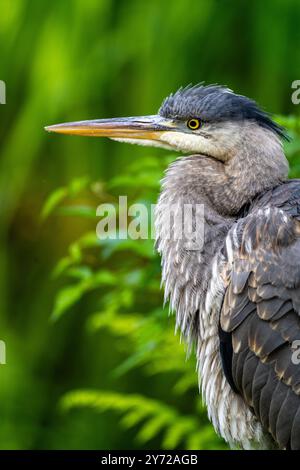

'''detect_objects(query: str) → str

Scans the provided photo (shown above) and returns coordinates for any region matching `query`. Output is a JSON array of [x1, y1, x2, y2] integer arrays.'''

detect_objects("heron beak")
[[45, 115, 174, 141]]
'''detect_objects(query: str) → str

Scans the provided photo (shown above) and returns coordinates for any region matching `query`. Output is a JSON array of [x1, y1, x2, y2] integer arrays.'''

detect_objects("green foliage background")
[[0, 0, 300, 450]]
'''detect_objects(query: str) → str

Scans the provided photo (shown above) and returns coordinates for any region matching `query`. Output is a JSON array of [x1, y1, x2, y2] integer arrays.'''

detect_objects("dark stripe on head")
[[159, 84, 289, 140]]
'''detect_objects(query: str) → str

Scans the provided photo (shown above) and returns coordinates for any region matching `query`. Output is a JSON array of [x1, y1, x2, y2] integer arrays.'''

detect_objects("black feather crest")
[[159, 83, 289, 141]]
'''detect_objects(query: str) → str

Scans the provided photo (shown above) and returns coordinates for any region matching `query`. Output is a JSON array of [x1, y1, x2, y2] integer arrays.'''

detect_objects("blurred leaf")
[[51, 270, 118, 320], [51, 283, 86, 321], [69, 176, 90, 195], [41, 187, 68, 220], [57, 205, 97, 218], [61, 390, 206, 448], [66, 266, 93, 280], [100, 238, 155, 260]]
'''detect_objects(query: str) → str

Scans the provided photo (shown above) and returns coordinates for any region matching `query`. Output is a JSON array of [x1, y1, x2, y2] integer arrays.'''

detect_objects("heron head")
[[45, 84, 288, 163]]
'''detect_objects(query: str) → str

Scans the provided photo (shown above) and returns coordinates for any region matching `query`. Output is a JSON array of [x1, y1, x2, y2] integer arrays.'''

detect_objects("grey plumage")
[[46, 83, 300, 450], [220, 182, 300, 449], [155, 86, 299, 449]]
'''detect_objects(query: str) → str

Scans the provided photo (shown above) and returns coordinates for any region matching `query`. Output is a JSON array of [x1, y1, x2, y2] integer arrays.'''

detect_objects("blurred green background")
[[0, 0, 300, 450]]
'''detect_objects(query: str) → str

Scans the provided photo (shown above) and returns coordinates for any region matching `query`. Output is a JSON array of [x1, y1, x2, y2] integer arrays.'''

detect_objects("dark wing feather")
[[220, 188, 300, 449]]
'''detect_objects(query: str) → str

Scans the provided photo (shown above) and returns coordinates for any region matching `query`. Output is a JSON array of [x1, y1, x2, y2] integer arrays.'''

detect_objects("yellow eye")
[[187, 118, 201, 130]]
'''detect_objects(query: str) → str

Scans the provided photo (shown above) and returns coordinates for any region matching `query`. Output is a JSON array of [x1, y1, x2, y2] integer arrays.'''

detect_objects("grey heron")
[[46, 84, 300, 450]]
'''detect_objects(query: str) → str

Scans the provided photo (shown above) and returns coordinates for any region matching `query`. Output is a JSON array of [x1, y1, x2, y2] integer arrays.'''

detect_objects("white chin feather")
[[159, 131, 207, 153], [110, 137, 177, 151]]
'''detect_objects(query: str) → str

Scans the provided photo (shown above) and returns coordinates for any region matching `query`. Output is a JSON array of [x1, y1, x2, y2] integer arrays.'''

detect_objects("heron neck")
[[155, 142, 288, 340], [222, 126, 288, 214], [155, 156, 235, 342]]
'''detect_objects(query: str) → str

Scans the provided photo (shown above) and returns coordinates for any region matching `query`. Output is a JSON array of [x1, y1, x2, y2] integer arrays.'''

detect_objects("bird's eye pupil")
[[187, 119, 200, 130]]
